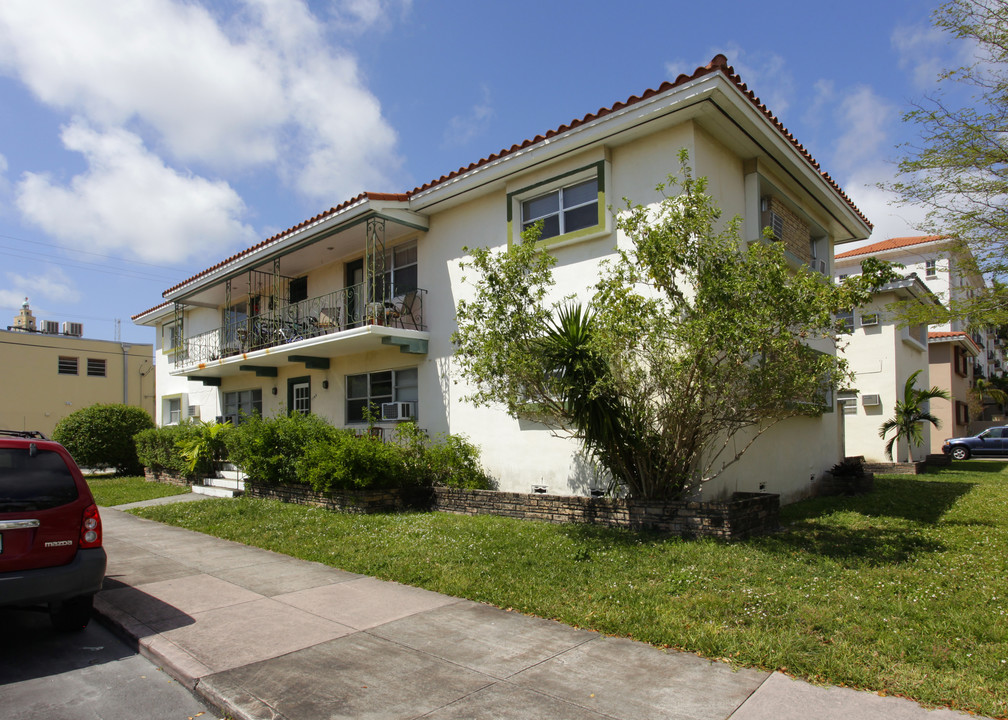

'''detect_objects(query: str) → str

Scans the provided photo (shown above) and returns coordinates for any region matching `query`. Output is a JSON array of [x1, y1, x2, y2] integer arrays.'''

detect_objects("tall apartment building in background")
[[1, 298, 155, 436]]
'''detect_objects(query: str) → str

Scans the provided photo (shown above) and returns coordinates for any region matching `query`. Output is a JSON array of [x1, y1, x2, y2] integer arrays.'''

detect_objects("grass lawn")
[[87, 475, 190, 507], [130, 461, 1008, 718]]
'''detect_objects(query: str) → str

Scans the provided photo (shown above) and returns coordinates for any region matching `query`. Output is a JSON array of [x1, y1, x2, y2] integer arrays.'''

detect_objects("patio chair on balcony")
[[318, 305, 343, 333], [386, 289, 420, 330]]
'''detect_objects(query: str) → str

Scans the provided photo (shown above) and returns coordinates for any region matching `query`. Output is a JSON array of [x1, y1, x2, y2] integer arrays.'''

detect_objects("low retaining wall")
[[432, 488, 779, 540], [143, 468, 195, 487], [189, 476, 779, 540], [245, 482, 431, 514]]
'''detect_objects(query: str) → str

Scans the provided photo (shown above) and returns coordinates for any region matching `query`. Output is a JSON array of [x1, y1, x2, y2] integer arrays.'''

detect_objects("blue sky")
[[0, 0, 970, 344]]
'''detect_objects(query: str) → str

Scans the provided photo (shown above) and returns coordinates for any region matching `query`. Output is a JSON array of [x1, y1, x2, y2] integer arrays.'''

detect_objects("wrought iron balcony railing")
[[173, 283, 426, 369]]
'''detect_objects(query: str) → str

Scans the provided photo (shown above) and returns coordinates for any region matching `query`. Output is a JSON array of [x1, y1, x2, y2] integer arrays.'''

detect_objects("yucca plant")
[[879, 369, 950, 461]]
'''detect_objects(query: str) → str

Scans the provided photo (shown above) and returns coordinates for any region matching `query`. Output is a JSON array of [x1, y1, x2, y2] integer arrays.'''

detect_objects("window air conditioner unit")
[[62, 321, 83, 337], [187, 405, 199, 418], [42, 320, 59, 334], [860, 313, 879, 327], [862, 394, 881, 406], [381, 401, 415, 421]]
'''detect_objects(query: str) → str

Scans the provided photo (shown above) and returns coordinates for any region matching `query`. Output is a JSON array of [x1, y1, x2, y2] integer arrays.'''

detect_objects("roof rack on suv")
[[0, 430, 49, 439]]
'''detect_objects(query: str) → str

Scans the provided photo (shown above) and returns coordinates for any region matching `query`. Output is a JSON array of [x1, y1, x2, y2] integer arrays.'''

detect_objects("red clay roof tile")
[[159, 55, 869, 300], [835, 235, 946, 260]]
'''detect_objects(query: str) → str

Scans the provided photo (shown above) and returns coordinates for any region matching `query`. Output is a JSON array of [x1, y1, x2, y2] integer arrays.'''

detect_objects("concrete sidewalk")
[[95, 504, 986, 720]]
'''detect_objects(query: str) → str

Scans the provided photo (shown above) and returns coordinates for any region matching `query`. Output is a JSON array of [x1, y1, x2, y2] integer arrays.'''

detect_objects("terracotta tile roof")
[[835, 235, 946, 260], [928, 330, 982, 354], [159, 54, 868, 300], [161, 191, 400, 296]]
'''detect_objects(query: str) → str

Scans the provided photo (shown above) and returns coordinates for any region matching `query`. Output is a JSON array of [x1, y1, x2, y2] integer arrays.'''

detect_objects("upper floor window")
[[162, 323, 181, 353], [508, 161, 607, 248], [58, 356, 78, 375], [836, 309, 854, 334], [521, 177, 599, 240], [925, 259, 937, 278]]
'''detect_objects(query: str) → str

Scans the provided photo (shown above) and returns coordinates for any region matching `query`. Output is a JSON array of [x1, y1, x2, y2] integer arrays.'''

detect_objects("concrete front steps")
[[192, 466, 245, 498]]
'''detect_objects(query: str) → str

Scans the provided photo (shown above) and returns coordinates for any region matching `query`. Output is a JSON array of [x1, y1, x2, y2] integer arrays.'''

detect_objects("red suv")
[[0, 431, 106, 630]]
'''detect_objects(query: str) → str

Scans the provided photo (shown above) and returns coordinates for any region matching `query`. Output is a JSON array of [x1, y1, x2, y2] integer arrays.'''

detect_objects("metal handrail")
[[174, 284, 426, 369]]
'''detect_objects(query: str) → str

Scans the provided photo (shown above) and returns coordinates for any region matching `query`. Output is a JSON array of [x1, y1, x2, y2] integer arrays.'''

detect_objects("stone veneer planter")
[[432, 488, 780, 540], [245, 481, 432, 515], [143, 468, 196, 487], [164, 473, 779, 540]]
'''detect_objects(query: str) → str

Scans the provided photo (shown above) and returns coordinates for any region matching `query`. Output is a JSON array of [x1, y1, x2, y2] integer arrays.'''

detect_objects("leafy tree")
[[52, 403, 155, 475], [879, 370, 951, 462], [971, 376, 1008, 417], [886, 0, 1008, 326], [453, 151, 896, 501]]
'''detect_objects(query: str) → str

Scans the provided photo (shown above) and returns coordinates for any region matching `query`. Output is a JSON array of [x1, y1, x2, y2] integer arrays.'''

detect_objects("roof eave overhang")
[[408, 71, 871, 241], [132, 302, 174, 327], [164, 197, 427, 303]]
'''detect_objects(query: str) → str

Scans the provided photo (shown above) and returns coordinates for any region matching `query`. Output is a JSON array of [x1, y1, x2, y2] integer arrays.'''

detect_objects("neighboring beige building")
[[1, 299, 154, 436], [833, 277, 938, 462], [928, 331, 982, 452], [135, 55, 873, 504]]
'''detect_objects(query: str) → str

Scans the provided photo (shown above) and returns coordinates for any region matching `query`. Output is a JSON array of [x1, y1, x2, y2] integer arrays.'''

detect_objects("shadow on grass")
[[784, 476, 974, 525], [757, 522, 946, 566]]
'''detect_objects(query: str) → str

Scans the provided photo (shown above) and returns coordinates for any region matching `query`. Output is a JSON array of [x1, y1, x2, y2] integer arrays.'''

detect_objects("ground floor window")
[[346, 368, 418, 423], [223, 388, 263, 424], [165, 397, 181, 425]]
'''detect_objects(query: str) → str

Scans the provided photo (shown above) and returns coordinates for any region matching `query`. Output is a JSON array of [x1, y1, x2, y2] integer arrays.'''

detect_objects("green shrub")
[[222, 414, 494, 493], [393, 423, 495, 490], [135, 423, 200, 477], [299, 431, 408, 493], [177, 420, 231, 477], [52, 403, 155, 475], [224, 413, 339, 486]]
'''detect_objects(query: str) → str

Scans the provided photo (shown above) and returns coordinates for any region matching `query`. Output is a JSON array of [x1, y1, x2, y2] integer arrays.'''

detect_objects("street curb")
[[92, 598, 244, 720]]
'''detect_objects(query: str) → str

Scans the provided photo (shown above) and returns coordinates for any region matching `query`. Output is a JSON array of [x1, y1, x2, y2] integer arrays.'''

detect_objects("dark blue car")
[[942, 426, 1008, 460]]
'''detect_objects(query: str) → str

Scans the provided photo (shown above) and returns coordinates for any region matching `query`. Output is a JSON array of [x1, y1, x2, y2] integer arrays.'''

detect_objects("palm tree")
[[879, 370, 951, 462]]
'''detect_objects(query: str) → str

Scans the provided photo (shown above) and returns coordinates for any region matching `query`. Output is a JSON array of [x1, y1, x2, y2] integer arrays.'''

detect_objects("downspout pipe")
[[121, 343, 131, 404]]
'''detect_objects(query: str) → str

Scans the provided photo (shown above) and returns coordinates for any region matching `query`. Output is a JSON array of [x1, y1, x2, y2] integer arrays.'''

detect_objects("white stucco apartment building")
[[831, 277, 938, 462], [834, 235, 991, 454], [134, 55, 872, 504]]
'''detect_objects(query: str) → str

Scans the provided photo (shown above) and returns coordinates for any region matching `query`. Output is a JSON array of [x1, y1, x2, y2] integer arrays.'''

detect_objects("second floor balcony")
[[172, 282, 427, 375]]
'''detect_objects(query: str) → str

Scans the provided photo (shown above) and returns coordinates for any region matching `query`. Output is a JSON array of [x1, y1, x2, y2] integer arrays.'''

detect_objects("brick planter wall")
[[815, 472, 875, 496], [432, 488, 779, 540], [144, 468, 195, 487], [245, 482, 432, 514]]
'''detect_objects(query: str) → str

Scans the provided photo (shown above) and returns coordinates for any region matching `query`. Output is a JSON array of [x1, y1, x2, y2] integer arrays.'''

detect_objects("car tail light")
[[79, 504, 102, 548]]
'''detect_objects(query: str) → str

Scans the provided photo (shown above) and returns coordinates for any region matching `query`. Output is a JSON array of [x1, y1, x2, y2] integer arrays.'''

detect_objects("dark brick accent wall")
[[245, 482, 431, 514], [144, 468, 194, 487], [432, 488, 779, 540], [195, 478, 780, 540]]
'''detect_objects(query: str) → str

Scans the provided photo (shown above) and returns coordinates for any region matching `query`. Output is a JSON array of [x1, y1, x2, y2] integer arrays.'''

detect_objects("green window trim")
[[506, 161, 608, 249]]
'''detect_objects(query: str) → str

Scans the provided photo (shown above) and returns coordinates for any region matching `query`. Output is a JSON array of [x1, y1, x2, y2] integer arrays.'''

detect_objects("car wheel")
[[50, 594, 94, 632], [951, 446, 970, 461]]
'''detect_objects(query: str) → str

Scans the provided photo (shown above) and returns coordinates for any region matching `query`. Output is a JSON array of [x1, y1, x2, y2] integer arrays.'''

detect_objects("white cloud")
[[843, 169, 928, 245], [15, 121, 257, 263], [830, 85, 899, 176], [442, 86, 494, 148], [0, 0, 403, 202], [1, 266, 80, 308], [891, 21, 964, 91], [329, 0, 412, 32]]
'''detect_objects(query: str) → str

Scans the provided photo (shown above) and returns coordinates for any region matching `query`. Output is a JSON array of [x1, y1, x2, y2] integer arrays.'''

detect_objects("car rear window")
[[0, 448, 79, 511]]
